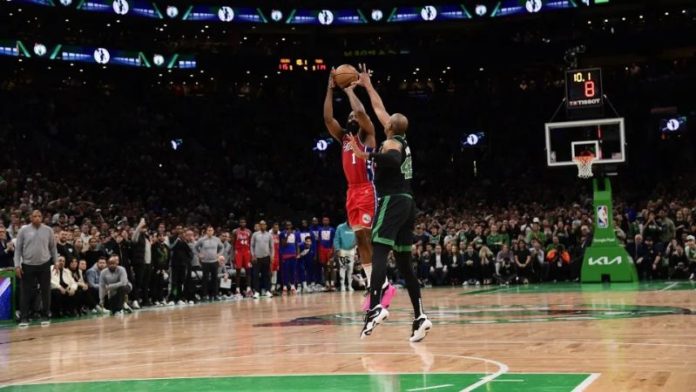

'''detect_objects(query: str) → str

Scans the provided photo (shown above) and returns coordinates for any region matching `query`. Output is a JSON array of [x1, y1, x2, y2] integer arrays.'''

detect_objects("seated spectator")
[[640, 237, 662, 281], [685, 235, 696, 281], [0, 225, 14, 268], [66, 258, 90, 315], [479, 245, 495, 285], [418, 244, 433, 286], [495, 244, 515, 276], [494, 254, 517, 285], [50, 256, 77, 317], [99, 256, 133, 315], [428, 244, 450, 286], [461, 244, 480, 286], [666, 241, 689, 280], [86, 257, 107, 310]]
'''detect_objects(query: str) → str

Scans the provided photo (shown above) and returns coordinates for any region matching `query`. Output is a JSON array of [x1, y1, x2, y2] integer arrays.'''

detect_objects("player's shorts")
[[346, 182, 376, 230], [372, 194, 416, 253], [234, 249, 252, 269], [271, 255, 280, 272], [318, 245, 333, 264]]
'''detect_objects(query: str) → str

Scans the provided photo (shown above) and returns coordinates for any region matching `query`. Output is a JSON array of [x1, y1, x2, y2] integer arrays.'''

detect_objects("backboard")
[[545, 118, 626, 167]]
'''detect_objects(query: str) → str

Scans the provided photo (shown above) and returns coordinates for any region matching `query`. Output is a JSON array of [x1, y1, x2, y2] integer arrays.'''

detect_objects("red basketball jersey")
[[234, 228, 251, 251], [342, 135, 374, 185]]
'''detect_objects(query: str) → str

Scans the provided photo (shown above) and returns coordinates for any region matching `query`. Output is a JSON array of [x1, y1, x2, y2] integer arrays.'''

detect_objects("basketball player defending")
[[348, 64, 431, 342], [324, 69, 396, 309], [232, 218, 253, 298]]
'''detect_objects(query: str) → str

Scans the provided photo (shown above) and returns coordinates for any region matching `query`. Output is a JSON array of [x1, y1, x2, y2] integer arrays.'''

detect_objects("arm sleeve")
[[49, 231, 59, 263], [13, 230, 22, 268], [99, 271, 106, 302], [334, 228, 341, 250], [250, 234, 257, 258], [370, 149, 401, 168]]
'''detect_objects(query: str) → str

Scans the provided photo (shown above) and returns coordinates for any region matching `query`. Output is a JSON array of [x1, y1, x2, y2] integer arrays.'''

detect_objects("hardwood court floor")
[[1, 281, 695, 391]]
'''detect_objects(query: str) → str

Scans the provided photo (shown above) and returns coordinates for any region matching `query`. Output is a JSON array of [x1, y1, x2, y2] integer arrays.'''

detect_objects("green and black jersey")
[[371, 134, 416, 252], [374, 134, 413, 197]]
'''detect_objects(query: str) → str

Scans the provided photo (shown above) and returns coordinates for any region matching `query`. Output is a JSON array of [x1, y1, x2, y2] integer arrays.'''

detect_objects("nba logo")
[[596, 205, 609, 228]]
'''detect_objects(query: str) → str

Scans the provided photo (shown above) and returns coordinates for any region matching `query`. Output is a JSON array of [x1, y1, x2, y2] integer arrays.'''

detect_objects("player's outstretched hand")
[[353, 63, 373, 88], [347, 134, 369, 160], [328, 68, 336, 90]]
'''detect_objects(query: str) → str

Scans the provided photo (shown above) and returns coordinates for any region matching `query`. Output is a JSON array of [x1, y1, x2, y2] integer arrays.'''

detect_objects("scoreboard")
[[565, 68, 603, 109]]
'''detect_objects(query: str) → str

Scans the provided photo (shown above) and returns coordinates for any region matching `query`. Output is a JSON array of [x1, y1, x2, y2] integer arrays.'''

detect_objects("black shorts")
[[371, 194, 416, 253]]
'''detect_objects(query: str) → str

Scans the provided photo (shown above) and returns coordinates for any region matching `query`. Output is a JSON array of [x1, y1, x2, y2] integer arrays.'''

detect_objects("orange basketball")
[[333, 64, 359, 88]]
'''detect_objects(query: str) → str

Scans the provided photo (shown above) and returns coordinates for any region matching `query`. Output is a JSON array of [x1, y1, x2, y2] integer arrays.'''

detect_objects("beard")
[[346, 121, 360, 135]]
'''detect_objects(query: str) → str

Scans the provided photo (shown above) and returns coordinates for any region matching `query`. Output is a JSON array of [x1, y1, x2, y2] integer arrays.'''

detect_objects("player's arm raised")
[[343, 84, 375, 145], [348, 135, 401, 168], [353, 63, 390, 129], [323, 68, 343, 142]]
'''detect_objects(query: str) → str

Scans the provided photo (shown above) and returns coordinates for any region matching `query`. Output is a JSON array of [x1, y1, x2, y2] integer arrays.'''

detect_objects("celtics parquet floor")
[[2, 281, 695, 391]]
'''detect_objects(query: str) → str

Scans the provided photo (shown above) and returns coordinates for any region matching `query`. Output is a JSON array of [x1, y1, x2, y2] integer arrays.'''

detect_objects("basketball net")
[[574, 154, 595, 179]]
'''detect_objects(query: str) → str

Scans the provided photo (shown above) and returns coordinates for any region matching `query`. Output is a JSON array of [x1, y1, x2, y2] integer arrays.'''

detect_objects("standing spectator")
[[279, 221, 300, 294], [99, 255, 132, 315], [220, 232, 233, 269], [7, 212, 22, 240], [150, 233, 170, 305], [642, 213, 662, 246], [525, 218, 546, 245], [84, 238, 105, 269], [195, 226, 224, 301], [130, 218, 151, 309], [85, 257, 107, 311], [546, 236, 570, 282], [0, 225, 14, 268], [334, 222, 356, 292], [50, 256, 76, 317], [513, 239, 532, 284], [56, 231, 77, 265], [250, 220, 274, 298], [659, 209, 676, 244], [105, 230, 132, 283], [169, 229, 194, 305], [15, 210, 58, 327]]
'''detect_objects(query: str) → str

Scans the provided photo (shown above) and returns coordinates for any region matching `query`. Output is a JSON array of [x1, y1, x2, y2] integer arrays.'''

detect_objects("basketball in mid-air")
[[333, 64, 359, 88]]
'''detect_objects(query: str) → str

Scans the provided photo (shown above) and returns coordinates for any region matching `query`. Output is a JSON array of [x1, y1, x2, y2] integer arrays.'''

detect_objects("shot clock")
[[565, 68, 603, 109]]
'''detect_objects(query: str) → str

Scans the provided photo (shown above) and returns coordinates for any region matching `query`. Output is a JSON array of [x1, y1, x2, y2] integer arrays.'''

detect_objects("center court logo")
[[254, 304, 692, 327]]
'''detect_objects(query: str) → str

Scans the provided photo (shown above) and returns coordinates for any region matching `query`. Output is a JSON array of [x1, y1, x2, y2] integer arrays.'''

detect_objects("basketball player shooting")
[[347, 64, 431, 343], [323, 68, 396, 308]]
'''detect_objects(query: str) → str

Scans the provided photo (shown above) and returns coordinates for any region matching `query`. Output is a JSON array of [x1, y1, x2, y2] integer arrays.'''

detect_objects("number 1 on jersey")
[[351, 153, 356, 165]]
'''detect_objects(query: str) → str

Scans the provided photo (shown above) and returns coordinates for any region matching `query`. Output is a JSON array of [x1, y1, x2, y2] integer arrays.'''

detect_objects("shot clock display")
[[565, 68, 603, 109]]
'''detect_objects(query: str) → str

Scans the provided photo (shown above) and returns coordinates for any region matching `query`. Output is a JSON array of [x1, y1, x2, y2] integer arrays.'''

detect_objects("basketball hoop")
[[574, 154, 595, 179]]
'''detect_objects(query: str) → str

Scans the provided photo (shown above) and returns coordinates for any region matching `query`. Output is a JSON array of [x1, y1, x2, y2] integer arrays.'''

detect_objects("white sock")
[[364, 264, 372, 287]]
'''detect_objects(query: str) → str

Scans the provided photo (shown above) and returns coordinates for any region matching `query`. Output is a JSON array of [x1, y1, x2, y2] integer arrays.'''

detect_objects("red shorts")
[[346, 183, 376, 230], [318, 246, 333, 264], [271, 255, 279, 272], [235, 249, 251, 269]]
